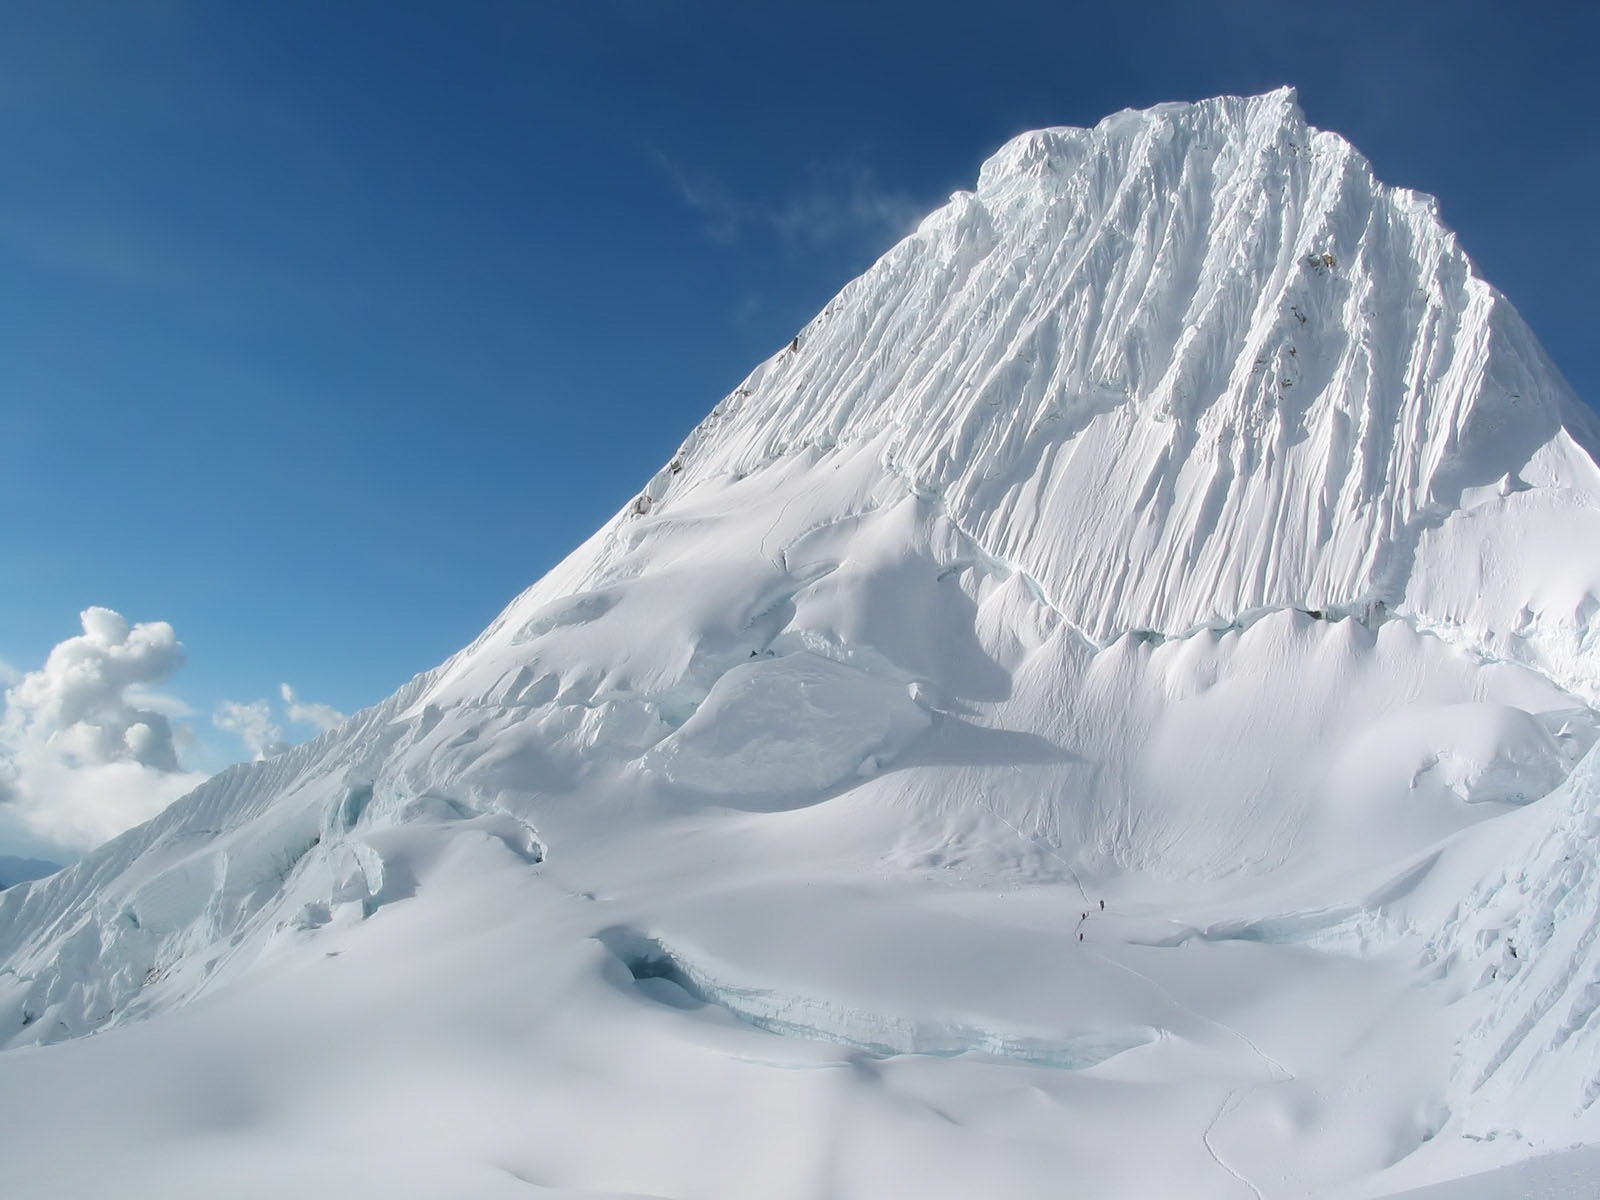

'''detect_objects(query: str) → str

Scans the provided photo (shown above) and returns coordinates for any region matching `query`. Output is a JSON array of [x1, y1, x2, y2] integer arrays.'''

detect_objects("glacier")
[[3, 88, 1600, 1198]]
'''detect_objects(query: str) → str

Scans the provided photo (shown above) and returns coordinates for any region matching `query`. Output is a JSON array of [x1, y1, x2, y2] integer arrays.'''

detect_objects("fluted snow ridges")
[[648, 89, 1597, 660]]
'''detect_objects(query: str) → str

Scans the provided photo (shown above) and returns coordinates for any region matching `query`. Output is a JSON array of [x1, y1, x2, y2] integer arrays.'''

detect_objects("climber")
[[1099, 899, 1105, 911]]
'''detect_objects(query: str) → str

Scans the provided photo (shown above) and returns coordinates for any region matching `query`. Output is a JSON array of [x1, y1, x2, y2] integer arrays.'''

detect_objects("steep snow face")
[[431, 88, 1600, 712], [1444, 749, 1600, 1124], [637, 88, 1599, 667], [2, 91, 1599, 1200]]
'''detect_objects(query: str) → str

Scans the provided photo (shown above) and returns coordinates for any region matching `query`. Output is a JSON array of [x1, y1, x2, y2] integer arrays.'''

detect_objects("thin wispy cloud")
[[768, 165, 926, 249], [213, 698, 288, 762], [654, 152, 925, 253], [280, 683, 346, 734], [212, 682, 346, 763], [654, 152, 746, 244]]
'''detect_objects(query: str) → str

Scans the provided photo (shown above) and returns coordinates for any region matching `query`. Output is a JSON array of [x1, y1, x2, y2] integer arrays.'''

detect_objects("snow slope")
[[3, 90, 1600, 1199]]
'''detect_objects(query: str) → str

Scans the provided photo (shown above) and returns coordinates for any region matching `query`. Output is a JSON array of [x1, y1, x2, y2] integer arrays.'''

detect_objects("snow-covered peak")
[[974, 87, 1305, 197], [473, 91, 1598, 703], [4, 94, 1600, 1199]]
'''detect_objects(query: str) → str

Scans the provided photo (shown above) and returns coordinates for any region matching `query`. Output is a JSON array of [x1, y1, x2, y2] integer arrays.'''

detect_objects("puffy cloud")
[[212, 699, 287, 762], [212, 683, 345, 762], [0, 608, 206, 856], [1, 611, 356, 862], [280, 683, 345, 734], [6, 607, 183, 767]]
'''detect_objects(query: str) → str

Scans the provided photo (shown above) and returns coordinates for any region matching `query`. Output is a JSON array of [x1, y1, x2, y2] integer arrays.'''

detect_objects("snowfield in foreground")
[[4, 89, 1600, 1199]]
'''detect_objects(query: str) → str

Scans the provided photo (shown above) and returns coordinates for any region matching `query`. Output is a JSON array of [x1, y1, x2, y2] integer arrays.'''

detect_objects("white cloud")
[[655, 153, 923, 253], [0, 608, 206, 856], [280, 683, 345, 734], [1, 611, 357, 862], [212, 682, 345, 762], [5, 606, 183, 767], [123, 687, 195, 719], [767, 165, 926, 250], [654, 151, 746, 244], [212, 698, 287, 762]]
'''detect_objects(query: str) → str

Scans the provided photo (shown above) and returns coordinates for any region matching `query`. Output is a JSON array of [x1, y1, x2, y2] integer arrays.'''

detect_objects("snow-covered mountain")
[[4, 89, 1600, 1199]]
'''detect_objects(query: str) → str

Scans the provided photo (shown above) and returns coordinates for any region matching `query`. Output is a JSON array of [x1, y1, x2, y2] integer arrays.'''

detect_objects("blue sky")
[[2, 1, 1597, 774]]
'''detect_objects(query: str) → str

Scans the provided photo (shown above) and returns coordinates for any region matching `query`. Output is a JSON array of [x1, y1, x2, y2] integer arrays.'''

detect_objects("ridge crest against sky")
[[0, 3, 1595, 848], [431, 82, 1598, 726]]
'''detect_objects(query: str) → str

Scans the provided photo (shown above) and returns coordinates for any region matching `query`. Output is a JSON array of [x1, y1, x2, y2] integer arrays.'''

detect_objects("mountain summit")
[[669, 87, 1596, 642], [4, 92, 1600, 1199]]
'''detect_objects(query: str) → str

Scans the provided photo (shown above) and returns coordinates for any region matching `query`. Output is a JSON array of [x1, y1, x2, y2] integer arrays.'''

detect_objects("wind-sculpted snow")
[[1408, 743, 1600, 1138], [646, 652, 931, 803], [0, 677, 545, 1047], [629, 88, 1600, 691], [2, 91, 1599, 1199]]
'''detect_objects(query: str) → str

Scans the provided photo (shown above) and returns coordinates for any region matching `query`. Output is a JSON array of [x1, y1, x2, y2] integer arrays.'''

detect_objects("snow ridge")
[[629, 87, 1599, 681]]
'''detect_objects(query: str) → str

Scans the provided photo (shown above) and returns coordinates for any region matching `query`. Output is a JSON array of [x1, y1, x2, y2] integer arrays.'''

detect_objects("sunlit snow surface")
[[4, 90, 1600, 1198]]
